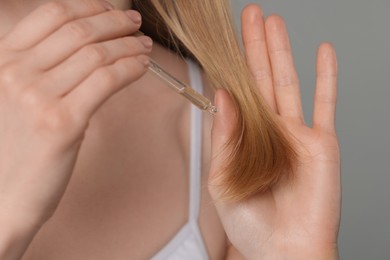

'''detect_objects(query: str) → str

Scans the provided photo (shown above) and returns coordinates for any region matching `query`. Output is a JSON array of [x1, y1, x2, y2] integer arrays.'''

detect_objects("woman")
[[0, 0, 340, 259]]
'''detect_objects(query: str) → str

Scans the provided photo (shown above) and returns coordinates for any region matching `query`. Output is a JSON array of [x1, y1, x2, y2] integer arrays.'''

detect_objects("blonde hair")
[[133, 0, 299, 201]]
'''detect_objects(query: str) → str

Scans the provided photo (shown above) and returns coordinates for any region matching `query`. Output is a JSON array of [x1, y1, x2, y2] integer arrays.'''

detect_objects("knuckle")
[[96, 67, 116, 86], [37, 107, 74, 135], [269, 47, 290, 56], [274, 75, 298, 88], [245, 36, 265, 46], [252, 69, 271, 82], [64, 20, 92, 40], [39, 1, 70, 20], [35, 106, 88, 144], [84, 44, 107, 63]]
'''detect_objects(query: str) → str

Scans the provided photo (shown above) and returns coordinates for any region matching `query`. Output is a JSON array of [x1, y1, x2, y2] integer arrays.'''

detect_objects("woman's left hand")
[[208, 4, 340, 259]]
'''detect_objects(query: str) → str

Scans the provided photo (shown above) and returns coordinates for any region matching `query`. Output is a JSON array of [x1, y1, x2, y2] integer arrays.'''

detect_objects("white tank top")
[[151, 59, 209, 260]]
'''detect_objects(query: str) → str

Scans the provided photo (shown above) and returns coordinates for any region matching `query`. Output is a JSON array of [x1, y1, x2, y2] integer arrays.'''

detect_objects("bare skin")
[[210, 5, 340, 260], [0, 0, 340, 259], [0, 0, 226, 259]]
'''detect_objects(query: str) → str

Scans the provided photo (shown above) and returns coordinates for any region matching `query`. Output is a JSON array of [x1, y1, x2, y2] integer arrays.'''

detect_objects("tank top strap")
[[186, 59, 204, 221], [151, 59, 209, 260]]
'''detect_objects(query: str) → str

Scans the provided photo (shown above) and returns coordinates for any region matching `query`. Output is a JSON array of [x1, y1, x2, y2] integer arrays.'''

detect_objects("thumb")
[[208, 89, 238, 200]]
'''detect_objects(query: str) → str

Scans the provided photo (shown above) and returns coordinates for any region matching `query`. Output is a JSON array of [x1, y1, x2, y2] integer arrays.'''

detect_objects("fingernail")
[[126, 10, 142, 24], [139, 36, 153, 49], [101, 0, 114, 10]]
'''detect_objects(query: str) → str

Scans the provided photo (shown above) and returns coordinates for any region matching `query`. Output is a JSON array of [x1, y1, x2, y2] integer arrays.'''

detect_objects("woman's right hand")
[[0, 0, 152, 245]]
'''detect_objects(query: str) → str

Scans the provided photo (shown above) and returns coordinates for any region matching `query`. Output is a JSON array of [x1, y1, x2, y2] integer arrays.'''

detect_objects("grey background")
[[230, 0, 390, 259]]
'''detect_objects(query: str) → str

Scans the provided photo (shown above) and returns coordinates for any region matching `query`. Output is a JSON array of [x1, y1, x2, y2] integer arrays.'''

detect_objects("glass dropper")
[[134, 31, 217, 115], [148, 59, 217, 115]]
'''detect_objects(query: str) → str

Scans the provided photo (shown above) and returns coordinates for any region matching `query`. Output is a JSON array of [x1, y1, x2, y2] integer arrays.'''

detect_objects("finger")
[[208, 89, 238, 199], [63, 54, 149, 122], [265, 15, 304, 122], [0, 0, 113, 50], [40, 36, 152, 97], [312, 43, 338, 133], [241, 4, 277, 112], [29, 9, 142, 70]]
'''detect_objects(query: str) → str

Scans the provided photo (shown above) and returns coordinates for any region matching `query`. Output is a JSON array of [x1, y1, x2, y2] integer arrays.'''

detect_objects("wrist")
[[0, 210, 45, 260], [251, 240, 339, 260]]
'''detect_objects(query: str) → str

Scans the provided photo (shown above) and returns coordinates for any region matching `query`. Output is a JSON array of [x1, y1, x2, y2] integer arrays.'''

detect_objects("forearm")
[[258, 250, 339, 260], [0, 213, 43, 260], [225, 245, 246, 260], [225, 242, 339, 260], [253, 243, 339, 260]]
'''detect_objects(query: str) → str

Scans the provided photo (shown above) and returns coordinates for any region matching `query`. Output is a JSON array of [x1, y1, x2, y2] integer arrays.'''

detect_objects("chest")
[[21, 82, 226, 259]]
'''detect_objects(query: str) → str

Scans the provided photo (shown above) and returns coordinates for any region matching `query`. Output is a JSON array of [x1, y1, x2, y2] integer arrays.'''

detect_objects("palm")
[[208, 4, 340, 259], [214, 125, 340, 257], [261, 121, 340, 249]]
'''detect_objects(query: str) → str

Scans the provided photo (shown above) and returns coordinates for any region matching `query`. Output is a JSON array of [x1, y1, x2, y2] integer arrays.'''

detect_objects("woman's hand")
[[0, 0, 152, 256], [208, 4, 340, 259]]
